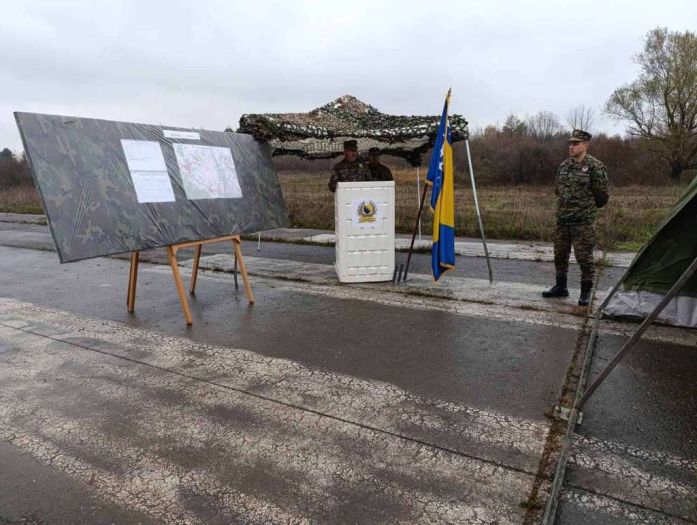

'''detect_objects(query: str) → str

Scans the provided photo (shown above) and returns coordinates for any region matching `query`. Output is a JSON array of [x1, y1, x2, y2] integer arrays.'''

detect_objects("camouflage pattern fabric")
[[328, 159, 371, 192], [15, 112, 289, 263], [368, 162, 394, 182], [554, 223, 596, 281], [555, 153, 609, 225], [238, 95, 469, 167]]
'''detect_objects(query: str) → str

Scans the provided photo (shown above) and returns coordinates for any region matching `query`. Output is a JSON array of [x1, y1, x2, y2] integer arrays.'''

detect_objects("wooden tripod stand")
[[126, 235, 254, 325]]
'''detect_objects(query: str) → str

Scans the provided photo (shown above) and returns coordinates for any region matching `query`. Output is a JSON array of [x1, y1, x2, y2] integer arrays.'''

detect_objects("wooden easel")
[[126, 235, 254, 325]]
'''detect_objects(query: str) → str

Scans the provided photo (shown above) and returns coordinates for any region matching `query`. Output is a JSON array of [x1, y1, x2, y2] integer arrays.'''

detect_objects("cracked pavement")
[[0, 221, 695, 524]]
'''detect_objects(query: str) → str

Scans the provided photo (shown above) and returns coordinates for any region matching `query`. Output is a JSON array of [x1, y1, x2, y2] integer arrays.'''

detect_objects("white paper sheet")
[[121, 140, 175, 203], [129, 171, 176, 203], [121, 140, 167, 171], [163, 129, 201, 140], [173, 144, 242, 200]]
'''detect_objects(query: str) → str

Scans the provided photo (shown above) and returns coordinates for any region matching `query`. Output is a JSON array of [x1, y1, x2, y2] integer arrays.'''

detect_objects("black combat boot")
[[578, 280, 593, 306], [542, 275, 569, 298]]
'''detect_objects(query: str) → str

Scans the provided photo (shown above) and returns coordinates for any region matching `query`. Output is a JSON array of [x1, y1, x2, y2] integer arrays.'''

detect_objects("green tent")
[[604, 176, 697, 327]]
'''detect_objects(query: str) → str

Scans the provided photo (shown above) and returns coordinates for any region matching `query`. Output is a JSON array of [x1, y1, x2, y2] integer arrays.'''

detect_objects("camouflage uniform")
[[554, 153, 609, 281], [328, 158, 371, 192], [367, 161, 394, 182]]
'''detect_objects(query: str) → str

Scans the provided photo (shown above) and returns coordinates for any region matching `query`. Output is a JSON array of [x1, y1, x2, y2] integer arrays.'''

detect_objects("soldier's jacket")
[[555, 153, 609, 225], [328, 159, 371, 192], [368, 162, 394, 182]]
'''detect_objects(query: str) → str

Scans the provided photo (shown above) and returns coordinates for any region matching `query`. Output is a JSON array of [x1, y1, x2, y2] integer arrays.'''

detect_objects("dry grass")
[[1, 173, 687, 251], [280, 170, 689, 251], [0, 185, 43, 214]]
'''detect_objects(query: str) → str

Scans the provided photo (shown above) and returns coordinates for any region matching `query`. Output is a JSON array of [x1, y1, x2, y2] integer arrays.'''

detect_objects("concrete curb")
[[0, 213, 637, 268]]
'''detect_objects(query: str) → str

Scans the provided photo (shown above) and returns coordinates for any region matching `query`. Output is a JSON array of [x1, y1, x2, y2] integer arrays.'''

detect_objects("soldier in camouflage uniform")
[[328, 139, 371, 192], [542, 129, 609, 306], [367, 147, 394, 182]]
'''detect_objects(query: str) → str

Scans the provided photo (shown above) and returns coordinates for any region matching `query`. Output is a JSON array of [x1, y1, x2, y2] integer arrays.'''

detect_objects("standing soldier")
[[542, 129, 609, 306], [366, 147, 394, 182], [328, 139, 370, 192]]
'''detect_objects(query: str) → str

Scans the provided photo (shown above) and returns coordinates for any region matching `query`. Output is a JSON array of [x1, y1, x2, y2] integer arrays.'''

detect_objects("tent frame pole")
[[577, 253, 697, 409], [465, 137, 493, 283]]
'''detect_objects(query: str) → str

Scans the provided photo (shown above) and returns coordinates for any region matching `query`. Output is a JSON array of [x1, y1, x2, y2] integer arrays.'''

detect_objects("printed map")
[[174, 144, 243, 199]]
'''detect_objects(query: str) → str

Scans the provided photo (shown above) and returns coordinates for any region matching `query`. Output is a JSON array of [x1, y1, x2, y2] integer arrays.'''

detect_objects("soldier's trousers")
[[554, 223, 596, 282]]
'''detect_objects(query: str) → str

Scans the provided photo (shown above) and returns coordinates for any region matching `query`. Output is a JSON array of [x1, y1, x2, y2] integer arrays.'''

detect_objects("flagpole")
[[465, 135, 493, 283], [416, 166, 422, 242], [404, 88, 451, 281]]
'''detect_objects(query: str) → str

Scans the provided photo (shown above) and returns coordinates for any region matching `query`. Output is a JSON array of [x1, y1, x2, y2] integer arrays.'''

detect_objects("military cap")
[[368, 147, 381, 154], [343, 139, 358, 150], [568, 129, 592, 142]]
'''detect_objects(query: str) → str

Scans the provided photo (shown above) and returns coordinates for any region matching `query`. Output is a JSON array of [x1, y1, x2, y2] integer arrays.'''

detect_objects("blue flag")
[[426, 91, 456, 281]]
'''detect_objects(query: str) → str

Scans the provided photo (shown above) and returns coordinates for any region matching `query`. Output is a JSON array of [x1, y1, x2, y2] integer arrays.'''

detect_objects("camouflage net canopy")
[[238, 95, 468, 166]]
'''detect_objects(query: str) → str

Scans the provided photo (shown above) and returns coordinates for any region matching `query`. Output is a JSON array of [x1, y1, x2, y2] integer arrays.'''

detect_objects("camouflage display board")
[[15, 112, 289, 263]]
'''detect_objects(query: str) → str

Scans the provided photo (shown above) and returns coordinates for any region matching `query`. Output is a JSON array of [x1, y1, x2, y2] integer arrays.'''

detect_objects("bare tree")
[[566, 104, 595, 132], [605, 27, 697, 179], [501, 114, 526, 136], [526, 111, 562, 141]]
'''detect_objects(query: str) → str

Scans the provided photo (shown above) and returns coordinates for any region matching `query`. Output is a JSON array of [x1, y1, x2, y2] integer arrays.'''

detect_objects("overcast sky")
[[2, 0, 696, 152]]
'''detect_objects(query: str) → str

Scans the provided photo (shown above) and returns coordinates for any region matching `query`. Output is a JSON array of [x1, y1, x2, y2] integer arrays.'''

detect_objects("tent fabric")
[[604, 290, 697, 327], [604, 176, 697, 327], [621, 176, 697, 297], [237, 95, 468, 166]]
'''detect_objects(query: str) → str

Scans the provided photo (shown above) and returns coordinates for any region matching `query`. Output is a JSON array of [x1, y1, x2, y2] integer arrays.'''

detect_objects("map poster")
[[173, 144, 243, 200]]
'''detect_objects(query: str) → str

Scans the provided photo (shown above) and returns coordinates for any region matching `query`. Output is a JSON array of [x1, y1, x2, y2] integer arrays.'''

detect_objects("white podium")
[[335, 181, 395, 283]]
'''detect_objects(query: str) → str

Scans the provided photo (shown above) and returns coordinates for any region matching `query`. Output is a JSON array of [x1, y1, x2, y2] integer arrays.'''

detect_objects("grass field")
[[0, 171, 688, 250], [0, 185, 43, 214], [280, 170, 689, 251]]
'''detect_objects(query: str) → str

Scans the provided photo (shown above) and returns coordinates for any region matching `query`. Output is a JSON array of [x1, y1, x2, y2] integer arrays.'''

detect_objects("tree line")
[[3, 27, 695, 189], [0, 148, 30, 188], [272, 127, 677, 186], [0, 127, 687, 190], [277, 27, 697, 186]]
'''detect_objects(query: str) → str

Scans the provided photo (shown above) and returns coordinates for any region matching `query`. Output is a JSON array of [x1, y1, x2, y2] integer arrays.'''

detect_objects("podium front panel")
[[335, 181, 395, 282]]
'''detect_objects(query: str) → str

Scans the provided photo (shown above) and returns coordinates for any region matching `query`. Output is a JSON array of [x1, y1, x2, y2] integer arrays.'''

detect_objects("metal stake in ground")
[[465, 136, 493, 283], [402, 182, 429, 282]]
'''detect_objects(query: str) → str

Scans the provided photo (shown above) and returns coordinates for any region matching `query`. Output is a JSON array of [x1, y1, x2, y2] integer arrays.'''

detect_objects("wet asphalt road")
[[0, 222, 694, 524], [0, 221, 626, 290]]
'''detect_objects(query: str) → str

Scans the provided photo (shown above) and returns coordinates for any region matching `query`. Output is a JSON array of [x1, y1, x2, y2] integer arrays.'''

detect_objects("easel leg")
[[232, 237, 255, 304], [127, 251, 139, 313], [167, 246, 193, 325], [190, 244, 202, 295]]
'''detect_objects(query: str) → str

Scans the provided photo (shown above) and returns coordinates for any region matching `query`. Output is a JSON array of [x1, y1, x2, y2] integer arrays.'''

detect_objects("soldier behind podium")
[[367, 147, 394, 182], [328, 139, 370, 192]]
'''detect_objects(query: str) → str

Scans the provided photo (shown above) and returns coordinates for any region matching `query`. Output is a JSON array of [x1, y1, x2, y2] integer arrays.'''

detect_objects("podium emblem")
[[357, 200, 378, 223]]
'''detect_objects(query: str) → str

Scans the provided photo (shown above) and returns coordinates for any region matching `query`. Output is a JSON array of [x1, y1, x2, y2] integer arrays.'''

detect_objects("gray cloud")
[[2, 0, 696, 151]]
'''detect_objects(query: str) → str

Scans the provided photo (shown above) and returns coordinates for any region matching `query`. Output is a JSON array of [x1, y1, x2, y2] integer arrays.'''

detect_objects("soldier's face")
[[344, 149, 358, 161], [568, 141, 588, 158]]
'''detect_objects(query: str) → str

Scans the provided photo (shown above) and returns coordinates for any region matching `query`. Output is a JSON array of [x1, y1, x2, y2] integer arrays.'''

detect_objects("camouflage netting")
[[237, 95, 468, 166]]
